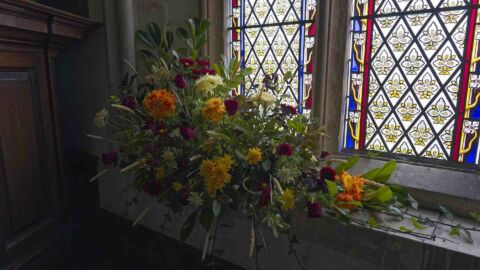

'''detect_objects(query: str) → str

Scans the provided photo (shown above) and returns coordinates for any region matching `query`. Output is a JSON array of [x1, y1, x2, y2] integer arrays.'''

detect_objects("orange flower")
[[336, 193, 356, 210], [338, 171, 365, 198], [143, 89, 175, 119], [202, 97, 226, 123]]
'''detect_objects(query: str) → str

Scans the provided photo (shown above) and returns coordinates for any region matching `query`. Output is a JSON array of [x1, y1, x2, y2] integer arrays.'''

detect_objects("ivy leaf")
[[181, 211, 198, 242], [213, 200, 221, 217], [335, 156, 359, 174], [368, 217, 380, 228], [449, 226, 460, 237], [470, 212, 480, 222], [411, 217, 427, 230], [399, 226, 414, 233], [325, 180, 338, 198], [459, 226, 474, 244], [439, 205, 454, 221]]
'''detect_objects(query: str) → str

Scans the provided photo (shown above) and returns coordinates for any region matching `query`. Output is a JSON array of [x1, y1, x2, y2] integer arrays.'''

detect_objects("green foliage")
[[181, 211, 198, 241], [335, 156, 359, 174], [362, 160, 396, 184]]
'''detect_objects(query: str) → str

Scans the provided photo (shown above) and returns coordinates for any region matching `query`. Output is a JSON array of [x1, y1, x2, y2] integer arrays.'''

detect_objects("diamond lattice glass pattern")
[[228, 0, 317, 113], [344, 0, 480, 166]]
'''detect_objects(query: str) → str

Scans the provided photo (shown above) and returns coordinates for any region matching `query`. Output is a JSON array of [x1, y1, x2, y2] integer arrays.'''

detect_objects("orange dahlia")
[[143, 89, 176, 119]]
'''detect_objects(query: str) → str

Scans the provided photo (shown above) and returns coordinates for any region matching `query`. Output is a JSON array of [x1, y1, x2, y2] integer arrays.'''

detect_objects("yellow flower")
[[249, 91, 276, 106], [172, 182, 183, 192], [195, 75, 225, 94], [202, 98, 226, 123], [156, 166, 166, 180], [246, 147, 262, 165], [199, 155, 235, 196], [281, 188, 295, 211], [143, 89, 176, 119]]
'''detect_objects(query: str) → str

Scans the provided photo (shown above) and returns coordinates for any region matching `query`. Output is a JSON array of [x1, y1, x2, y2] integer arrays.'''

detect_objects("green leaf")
[[148, 22, 161, 46], [362, 161, 396, 184], [135, 30, 155, 47], [132, 207, 150, 227], [213, 200, 221, 217], [176, 27, 189, 41], [411, 218, 427, 230], [199, 208, 213, 231], [399, 226, 414, 233], [459, 226, 474, 244], [181, 211, 198, 242], [449, 226, 460, 236], [470, 212, 480, 222], [325, 180, 338, 198], [218, 194, 233, 204], [368, 217, 380, 228], [262, 159, 272, 172], [439, 205, 454, 220], [375, 186, 393, 203], [335, 156, 359, 174]]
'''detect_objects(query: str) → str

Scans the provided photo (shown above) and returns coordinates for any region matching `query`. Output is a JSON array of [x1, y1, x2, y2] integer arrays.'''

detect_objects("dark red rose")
[[179, 188, 190, 206], [224, 99, 239, 116], [197, 59, 210, 67], [320, 166, 336, 181], [122, 96, 136, 109], [180, 58, 195, 67], [102, 150, 118, 166], [259, 186, 271, 207], [276, 143, 293, 156], [174, 74, 187, 89], [320, 151, 331, 159], [145, 119, 165, 135], [180, 127, 195, 141], [307, 202, 322, 218], [144, 180, 162, 197], [206, 69, 216, 75], [280, 104, 297, 115]]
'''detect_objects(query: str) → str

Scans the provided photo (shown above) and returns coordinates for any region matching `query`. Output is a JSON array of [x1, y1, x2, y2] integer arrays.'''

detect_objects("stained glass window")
[[227, 0, 317, 114], [345, 0, 480, 166]]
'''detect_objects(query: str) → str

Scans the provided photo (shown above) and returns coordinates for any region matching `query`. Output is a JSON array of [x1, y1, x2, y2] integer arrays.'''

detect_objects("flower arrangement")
[[90, 19, 478, 269]]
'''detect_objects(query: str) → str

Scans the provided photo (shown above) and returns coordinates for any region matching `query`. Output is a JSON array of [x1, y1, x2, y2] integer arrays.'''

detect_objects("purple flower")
[[320, 166, 336, 181], [179, 188, 190, 206], [320, 151, 331, 159], [174, 74, 187, 89], [144, 180, 162, 197], [224, 99, 239, 116], [280, 104, 297, 115], [145, 119, 165, 135], [276, 143, 293, 156], [102, 150, 118, 166], [259, 186, 271, 208], [122, 96, 136, 109], [307, 202, 322, 218], [180, 127, 195, 141]]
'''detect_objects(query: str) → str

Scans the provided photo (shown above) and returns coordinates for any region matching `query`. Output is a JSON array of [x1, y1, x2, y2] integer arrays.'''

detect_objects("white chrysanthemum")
[[94, 108, 109, 128], [249, 91, 276, 105], [276, 167, 294, 183], [162, 150, 175, 162], [188, 192, 204, 207], [194, 74, 225, 93]]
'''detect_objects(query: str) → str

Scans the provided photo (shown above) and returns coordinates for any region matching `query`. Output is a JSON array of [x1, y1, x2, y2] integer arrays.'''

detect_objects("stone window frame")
[[203, 0, 480, 215]]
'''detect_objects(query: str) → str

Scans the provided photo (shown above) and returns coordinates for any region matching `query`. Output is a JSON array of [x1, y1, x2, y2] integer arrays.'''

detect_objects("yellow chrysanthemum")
[[195, 74, 225, 93], [202, 98, 226, 123], [172, 182, 183, 192], [281, 188, 295, 211], [156, 166, 166, 180], [143, 89, 176, 119], [199, 155, 235, 195], [337, 171, 365, 199], [246, 147, 262, 165]]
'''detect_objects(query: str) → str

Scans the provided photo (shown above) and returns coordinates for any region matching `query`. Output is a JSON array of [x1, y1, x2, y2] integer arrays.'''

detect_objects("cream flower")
[[194, 75, 225, 93], [249, 91, 276, 105], [94, 108, 109, 128], [188, 192, 204, 207]]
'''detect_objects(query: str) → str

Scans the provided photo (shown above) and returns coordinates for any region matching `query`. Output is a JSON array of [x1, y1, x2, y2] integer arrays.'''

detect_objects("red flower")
[[122, 96, 136, 109], [206, 69, 216, 75], [307, 202, 322, 218], [102, 150, 118, 166], [320, 166, 336, 181], [179, 188, 190, 206], [144, 180, 162, 197], [259, 186, 271, 207], [174, 74, 187, 89], [276, 143, 293, 156], [224, 99, 239, 116], [197, 59, 210, 67], [280, 104, 297, 115], [180, 127, 195, 141], [180, 58, 195, 67]]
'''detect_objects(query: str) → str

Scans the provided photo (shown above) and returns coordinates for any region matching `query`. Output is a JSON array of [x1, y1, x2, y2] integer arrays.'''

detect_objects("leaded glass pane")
[[344, 0, 480, 166], [228, 0, 317, 114]]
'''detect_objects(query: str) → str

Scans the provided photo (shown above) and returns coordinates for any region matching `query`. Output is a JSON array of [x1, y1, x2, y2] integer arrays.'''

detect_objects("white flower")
[[94, 108, 109, 128], [162, 150, 175, 162], [188, 192, 204, 207], [249, 91, 276, 105], [194, 74, 225, 94], [276, 167, 293, 183]]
